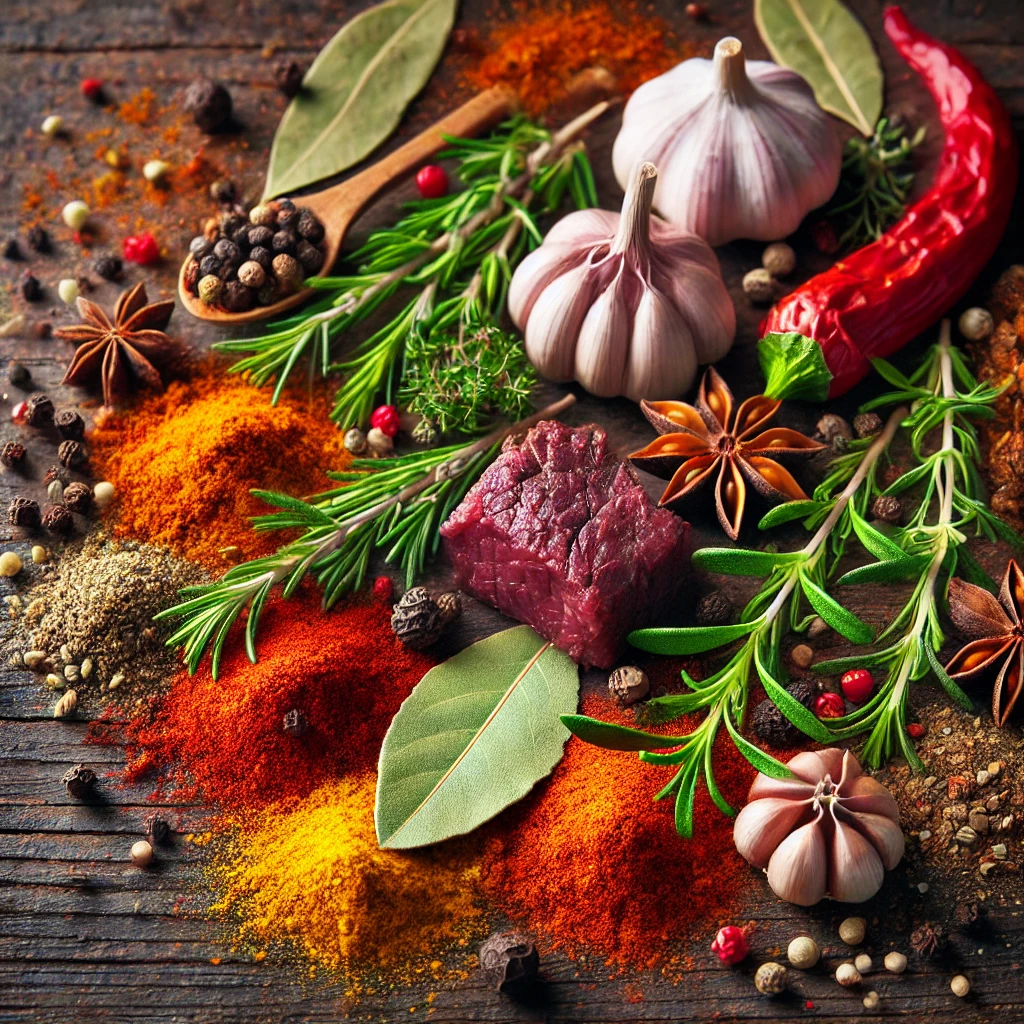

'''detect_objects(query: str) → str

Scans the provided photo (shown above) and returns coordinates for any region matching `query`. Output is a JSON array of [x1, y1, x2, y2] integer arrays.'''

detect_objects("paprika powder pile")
[[481, 675, 757, 968], [90, 371, 350, 569], [462, 1, 697, 116], [107, 591, 432, 811]]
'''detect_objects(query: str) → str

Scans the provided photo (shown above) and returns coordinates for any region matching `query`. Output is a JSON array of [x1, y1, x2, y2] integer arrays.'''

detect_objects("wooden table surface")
[[1, 1, 1023, 1021]]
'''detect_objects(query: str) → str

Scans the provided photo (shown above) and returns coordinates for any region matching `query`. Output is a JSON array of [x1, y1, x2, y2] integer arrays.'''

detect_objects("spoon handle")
[[313, 85, 519, 222]]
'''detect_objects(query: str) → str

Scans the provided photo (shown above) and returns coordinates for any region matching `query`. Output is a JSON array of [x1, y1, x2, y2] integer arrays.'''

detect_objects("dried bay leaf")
[[263, 0, 457, 199], [755, 0, 882, 136], [375, 625, 579, 849]]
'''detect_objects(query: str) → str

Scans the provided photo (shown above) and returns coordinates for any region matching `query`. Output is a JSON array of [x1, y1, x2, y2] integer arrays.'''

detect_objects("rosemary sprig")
[[815, 323, 1016, 767], [562, 408, 902, 836], [157, 394, 576, 678], [827, 116, 925, 251], [213, 105, 607, 428]]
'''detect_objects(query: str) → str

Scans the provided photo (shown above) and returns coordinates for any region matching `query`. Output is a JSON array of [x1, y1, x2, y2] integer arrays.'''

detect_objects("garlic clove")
[[574, 267, 632, 397], [785, 749, 845, 786], [623, 283, 697, 401], [828, 813, 885, 903], [766, 816, 828, 906], [509, 242, 586, 330], [839, 808, 905, 871], [838, 748, 863, 787], [734, 795, 815, 868], [523, 261, 598, 382], [747, 773, 817, 802], [839, 774, 901, 822]]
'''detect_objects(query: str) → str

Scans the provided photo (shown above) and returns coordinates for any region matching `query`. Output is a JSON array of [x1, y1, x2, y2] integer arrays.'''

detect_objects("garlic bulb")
[[612, 38, 843, 246], [733, 748, 904, 906], [508, 162, 734, 402]]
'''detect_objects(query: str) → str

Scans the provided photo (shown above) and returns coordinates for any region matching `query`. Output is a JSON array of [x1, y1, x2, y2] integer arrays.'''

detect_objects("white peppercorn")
[[854, 953, 872, 974], [238, 260, 266, 289], [884, 951, 907, 974], [58, 278, 79, 306], [198, 274, 224, 305], [366, 427, 394, 458], [249, 204, 276, 227], [762, 242, 796, 277], [863, 991, 880, 1010], [0, 551, 22, 577], [344, 428, 367, 455], [957, 307, 993, 342], [839, 916, 866, 945], [42, 114, 64, 136], [786, 935, 819, 969], [130, 839, 153, 867], [754, 962, 787, 996], [93, 481, 115, 509], [950, 974, 970, 998], [836, 962, 861, 987], [142, 159, 170, 183], [62, 200, 90, 230], [743, 268, 775, 303]]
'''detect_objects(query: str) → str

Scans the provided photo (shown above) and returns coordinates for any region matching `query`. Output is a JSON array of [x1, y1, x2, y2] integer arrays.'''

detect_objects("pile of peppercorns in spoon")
[[183, 199, 327, 313]]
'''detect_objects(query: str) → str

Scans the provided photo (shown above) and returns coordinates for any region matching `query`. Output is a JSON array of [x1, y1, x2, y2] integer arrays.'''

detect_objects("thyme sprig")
[[213, 105, 607, 428], [157, 394, 576, 678], [827, 116, 925, 251], [562, 408, 903, 836]]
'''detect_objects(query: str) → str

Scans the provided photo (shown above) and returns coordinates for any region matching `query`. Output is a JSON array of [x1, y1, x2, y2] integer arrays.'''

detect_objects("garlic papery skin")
[[612, 37, 843, 246], [733, 748, 904, 906], [508, 161, 735, 403]]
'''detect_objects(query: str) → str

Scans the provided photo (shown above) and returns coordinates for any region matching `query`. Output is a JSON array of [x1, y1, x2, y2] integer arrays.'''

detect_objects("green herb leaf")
[[629, 620, 760, 655], [924, 645, 974, 711], [754, 0, 882, 137], [755, 645, 833, 742], [264, 0, 457, 199], [561, 716, 687, 751], [691, 547, 805, 577], [375, 625, 578, 848], [849, 505, 905, 560], [723, 708, 793, 779], [799, 571, 874, 643], [836, 555, 931, 586], [758, 499, 823, 529], [758, 332, 833, 401]]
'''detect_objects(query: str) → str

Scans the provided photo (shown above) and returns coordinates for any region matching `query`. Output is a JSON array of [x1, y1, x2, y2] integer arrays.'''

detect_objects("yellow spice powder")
[[210, 773, 485, 972]]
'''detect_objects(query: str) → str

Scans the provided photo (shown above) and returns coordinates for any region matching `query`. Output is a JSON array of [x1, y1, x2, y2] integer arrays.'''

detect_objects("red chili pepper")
[[762, 7, 1017, 397]]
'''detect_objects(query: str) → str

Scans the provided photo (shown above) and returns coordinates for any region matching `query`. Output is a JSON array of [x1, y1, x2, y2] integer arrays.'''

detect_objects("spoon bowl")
[[178, 86, 519, 326]]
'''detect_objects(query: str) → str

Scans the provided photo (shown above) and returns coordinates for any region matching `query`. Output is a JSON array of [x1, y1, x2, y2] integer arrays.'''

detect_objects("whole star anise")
[[629, 368, 825, 539], [55, 283, 176, 407], [945, 559, 1024, 726]]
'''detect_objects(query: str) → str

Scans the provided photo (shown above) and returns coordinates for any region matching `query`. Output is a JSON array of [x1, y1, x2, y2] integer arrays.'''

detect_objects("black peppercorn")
[[221, 212, 247, 236], [853, 412, 883, 439], [231, 224, 252, 248], [752, 678, 816, 747], [53, 408, 85, 441], [184, 77, 232, 133], [248, 246, 273, 272], [93, 254, 123, 281], [213, 238, 240, 263], [63, 482, 93, 515], [274, 59, 305, 98], [954, 901, 988, 936], [57, 439, 87, 468], [0, 441, 26, 468], [144, 813, 172, 845], [31, 321, 52, 341], [41, 503, 74, 535], [296, 239, 325, 275], [43, 464, 69, 487], [222, 280, 255, 313], [248, 225, 274, 249], [198, 254, 221, 279], [296, 209, 325, 244], [62, 764, 97, 799], [872, 495, 903, 525], [479, 931, 540, 995], [271, 229, 298, 255], [909, 921, 947, 959], [391, 587, 446, 650], [696, 590, 733, 627], [220, 262, 239, 282], [282, 708, 309, 737], [27, 225, 51, 253], [4, 238, 23, 260], [21, 272, 42, 301], [190, 236, 213, 259], [276, 206, 299, 231], [608, 665, 650, 706], [209, 179, 237, 205], [7, 360, 30, 387], [25, 392, 54, 427], [8, 497, 41, 528]]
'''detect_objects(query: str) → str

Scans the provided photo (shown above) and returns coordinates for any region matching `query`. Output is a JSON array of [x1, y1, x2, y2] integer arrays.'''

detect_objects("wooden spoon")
[[178, 85, 519, 326]]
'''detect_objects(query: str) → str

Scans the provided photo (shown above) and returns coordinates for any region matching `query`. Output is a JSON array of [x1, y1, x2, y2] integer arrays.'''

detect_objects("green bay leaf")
[[375, 625, 579, 849], [754, 0, 882, 136], [264, 0, 457, 199]]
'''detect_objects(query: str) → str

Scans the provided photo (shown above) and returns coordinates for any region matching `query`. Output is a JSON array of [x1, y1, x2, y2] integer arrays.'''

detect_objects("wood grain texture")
[[1, 1, 1023, 1021]]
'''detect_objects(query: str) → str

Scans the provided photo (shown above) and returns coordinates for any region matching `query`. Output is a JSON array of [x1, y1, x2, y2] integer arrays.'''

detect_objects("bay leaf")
[[375, 625, 579, 849], [263, 0, 457, 199], [754, 0, 882, 137]]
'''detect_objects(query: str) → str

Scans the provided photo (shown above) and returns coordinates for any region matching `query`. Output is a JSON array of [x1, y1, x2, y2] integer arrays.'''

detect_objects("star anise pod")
[[945, 559, 1024, 726], [629, 368, 826, 539], [55, 283, 176, 407]]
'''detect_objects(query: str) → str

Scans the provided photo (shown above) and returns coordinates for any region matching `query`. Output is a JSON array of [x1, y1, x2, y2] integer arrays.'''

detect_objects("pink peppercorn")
[[10, 401, 29, 425], [372, 576, 394, 603], [814, 692, 845, 719], [710, 925, 748, 965], [840, 668, 874, 704], [415, 164, 448, 200], [123, 232, 159, 265], [80, 78, 104, 101], [906, 722, 926, 739], [370, 404, 400, 438]]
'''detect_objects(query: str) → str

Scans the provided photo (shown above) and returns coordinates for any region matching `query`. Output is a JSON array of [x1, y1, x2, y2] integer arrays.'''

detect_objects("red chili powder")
[[102, 590, 433, 812], [481, 662, 757, 968]]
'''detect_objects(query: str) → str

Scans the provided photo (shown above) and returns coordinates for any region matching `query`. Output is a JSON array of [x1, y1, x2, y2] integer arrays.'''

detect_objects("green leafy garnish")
[[758, 332, 833, 402]]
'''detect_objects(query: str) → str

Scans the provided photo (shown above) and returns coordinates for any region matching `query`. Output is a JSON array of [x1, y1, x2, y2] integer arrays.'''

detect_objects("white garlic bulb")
[[508, 162, 735, 402], [612, 38, 843, 246]]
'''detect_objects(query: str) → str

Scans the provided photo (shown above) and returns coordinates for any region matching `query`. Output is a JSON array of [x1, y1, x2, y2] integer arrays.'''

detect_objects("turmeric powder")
[[210, 774, 485, 973], [90, 372, 349, 569]]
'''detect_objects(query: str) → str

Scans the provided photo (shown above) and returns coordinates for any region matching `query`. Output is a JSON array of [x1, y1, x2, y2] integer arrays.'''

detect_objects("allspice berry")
[[57, 439, 87, 468], [8, 497, 41, 529], [790, 643, 813, 669], [62, 764, 96, 799], [53, 408, 85, 441], [479, 931, 539, 995], [871, 494, 903, 524], [42, 503, 74, 535], [838, 916, 866, 945], [853, 412, 883, 438], [25, 392, 54, 427], [62, 482, 93, 515], [754, 962, 787, 996], [696, 590, 733, 627], [608, 665, 650, 707], [184, 77, 232, 132], [274, 59, 305, 97], [391, 587, 446, 651], [0, 441, 26, 468], [743, 268, 775, 303], [957, 307, 993, 342], [817, 413, 852, 446], [762, 242, 796, 277]]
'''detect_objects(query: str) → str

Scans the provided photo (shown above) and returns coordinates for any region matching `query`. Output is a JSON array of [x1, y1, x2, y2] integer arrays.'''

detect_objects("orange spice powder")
[[89, 371, 350, 569]]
